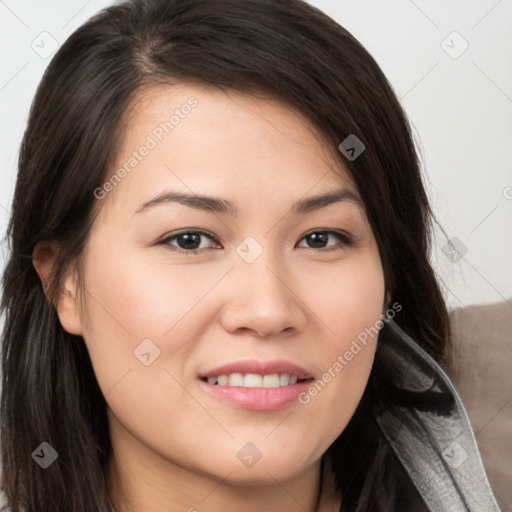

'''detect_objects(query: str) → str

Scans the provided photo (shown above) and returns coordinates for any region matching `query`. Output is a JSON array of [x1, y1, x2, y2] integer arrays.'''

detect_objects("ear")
[[32, 240, 84, 336]]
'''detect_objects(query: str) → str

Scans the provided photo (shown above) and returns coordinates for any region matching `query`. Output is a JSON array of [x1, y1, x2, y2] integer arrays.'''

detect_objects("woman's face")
[[65, 83, 385, 486]]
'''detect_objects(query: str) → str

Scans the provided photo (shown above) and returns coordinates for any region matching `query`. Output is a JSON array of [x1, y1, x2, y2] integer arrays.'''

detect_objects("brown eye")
[[160, 230, 220, 255], [297, 230, 353, 252]]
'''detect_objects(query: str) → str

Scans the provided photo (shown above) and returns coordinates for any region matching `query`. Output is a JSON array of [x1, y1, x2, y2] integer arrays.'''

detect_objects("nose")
[[219, 252, 308, 339]]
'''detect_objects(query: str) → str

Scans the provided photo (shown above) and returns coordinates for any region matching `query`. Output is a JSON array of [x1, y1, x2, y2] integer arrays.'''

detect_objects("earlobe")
[[32, 241, 84, 336], [32, 241, 56, 300], [383, 290, 392, 312]]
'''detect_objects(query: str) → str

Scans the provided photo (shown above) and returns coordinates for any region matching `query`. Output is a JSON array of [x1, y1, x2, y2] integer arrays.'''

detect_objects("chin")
[[204, 445, 319, 485]]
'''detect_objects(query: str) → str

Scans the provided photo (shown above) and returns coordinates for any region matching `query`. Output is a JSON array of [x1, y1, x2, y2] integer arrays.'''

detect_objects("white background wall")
[[1, 0, 511, 314]]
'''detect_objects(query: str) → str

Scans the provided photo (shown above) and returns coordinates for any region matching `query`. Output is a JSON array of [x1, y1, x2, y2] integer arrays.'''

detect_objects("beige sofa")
[[444, 300, 512, 512]]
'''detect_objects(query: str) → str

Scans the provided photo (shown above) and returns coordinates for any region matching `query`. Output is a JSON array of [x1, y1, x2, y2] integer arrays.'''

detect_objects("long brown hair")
[[1, 1, 450, 510]]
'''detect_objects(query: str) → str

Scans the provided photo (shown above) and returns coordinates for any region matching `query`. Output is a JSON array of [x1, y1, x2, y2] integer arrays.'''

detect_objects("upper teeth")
[[207, 373, 299, 388]]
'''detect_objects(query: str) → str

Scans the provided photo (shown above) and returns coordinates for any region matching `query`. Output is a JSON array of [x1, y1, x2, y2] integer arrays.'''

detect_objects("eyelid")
[[298, 229, 354, 251], [158, 229, 220, 253], [161, 228, 218, 241]]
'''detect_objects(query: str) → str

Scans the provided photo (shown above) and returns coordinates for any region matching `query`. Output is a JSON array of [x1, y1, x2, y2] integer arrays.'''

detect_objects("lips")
[[197, 359, 315, 410]]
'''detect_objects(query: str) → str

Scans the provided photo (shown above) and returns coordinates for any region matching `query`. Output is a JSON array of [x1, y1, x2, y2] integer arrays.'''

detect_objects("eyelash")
[[158, 229, 354, 256]]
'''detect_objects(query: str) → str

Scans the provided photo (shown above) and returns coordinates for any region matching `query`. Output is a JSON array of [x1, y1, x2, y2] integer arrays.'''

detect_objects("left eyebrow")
[[292, 187, 363, 215], [134, 187, 364, 217]]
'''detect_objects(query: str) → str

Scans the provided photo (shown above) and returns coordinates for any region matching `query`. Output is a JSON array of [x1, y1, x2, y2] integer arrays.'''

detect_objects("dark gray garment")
[[376, 319, 501, 512]]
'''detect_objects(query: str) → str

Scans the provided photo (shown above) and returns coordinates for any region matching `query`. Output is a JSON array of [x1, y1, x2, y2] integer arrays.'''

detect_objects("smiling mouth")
[[199, 373, 312, 388]]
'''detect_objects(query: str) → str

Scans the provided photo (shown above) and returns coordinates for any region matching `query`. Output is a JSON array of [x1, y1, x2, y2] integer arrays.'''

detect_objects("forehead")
[[120, 82, 350, 173], [99, 82, 360, 219]]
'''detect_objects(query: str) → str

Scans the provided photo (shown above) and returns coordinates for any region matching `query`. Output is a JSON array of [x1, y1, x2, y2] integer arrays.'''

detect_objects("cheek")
[[294, 255, 385, 439], [303, 251, 385, 348], [77, 242, 232, 424], [76, 248, 215, 465], [105, 249, 231, 324], [79, 242, 214, 349]]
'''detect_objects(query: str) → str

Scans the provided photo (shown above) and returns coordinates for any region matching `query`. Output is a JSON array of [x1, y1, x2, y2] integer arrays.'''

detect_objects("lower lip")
[[198, 378, 313, 411]]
